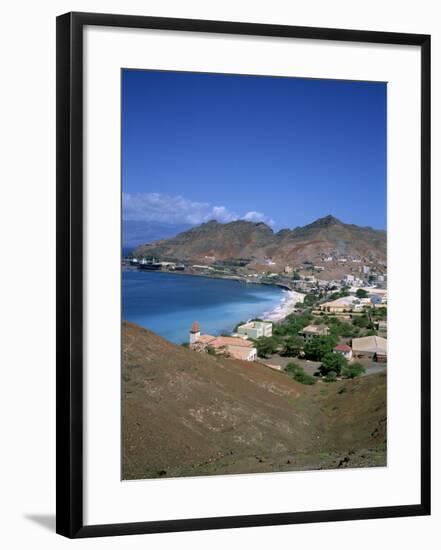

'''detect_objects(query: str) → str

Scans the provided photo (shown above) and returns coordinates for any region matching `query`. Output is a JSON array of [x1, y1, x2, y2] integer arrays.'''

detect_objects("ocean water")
[[122, 270, 285, 344]]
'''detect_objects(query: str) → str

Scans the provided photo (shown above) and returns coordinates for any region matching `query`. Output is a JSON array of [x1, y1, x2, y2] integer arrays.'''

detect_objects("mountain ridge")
[[132, 215, 387, 268]]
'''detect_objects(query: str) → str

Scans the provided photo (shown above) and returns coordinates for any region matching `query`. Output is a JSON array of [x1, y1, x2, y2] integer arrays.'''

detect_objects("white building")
[[189, 321, 201, 345], [237, 321, 272, 340]]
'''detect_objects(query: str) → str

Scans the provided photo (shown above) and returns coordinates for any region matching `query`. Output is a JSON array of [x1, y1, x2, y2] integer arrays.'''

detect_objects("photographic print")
[[121, 69, 387, 481]]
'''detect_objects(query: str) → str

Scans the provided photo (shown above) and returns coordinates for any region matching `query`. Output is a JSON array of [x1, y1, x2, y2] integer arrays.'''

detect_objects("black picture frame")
[[56, 11, 431, 539]]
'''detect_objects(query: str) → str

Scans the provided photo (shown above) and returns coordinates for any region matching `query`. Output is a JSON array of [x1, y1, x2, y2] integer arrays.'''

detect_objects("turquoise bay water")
[[122, 270, 285, 344]]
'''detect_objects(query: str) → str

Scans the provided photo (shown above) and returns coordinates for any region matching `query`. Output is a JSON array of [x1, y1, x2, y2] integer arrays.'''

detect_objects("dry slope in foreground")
[[122, 321, 386, 479]]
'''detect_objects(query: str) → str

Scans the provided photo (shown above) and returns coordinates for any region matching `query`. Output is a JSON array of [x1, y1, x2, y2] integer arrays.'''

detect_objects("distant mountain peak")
[[309, 215, 342, 227]]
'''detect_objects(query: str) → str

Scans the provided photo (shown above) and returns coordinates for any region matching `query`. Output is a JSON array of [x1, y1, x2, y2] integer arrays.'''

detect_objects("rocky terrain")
[[132, 215, 386, 270], [122, 321, 387, 480]]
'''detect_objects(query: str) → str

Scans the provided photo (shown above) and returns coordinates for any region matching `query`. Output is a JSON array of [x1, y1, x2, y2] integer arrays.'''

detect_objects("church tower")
[[189, 321, 200, 345]]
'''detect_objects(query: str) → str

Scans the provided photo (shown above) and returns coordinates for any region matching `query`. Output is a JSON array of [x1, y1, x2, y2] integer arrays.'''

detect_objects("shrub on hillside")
[[285, 362, 316, 385], [341, 362, 366, 379], [324, 371, 337, 383]]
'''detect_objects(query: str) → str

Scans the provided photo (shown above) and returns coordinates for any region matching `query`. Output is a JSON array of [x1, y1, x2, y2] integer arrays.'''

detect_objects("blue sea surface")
[[122, 270, 285, 344]]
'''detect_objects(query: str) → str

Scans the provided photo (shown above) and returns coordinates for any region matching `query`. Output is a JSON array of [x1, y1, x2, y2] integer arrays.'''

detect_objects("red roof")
[[210, 336, 253, 349], [191, 321, 200, 333], [334, 344, 352, 352]]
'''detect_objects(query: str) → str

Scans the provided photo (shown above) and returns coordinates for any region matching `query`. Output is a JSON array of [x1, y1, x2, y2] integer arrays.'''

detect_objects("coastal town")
[[123, 250, 387, 384], [123, 249, 386, 293], [120, 69, 388, 479]]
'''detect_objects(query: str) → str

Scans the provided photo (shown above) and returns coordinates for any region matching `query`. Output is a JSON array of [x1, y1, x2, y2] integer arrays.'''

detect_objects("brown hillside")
[[122, 321, 387, 479], [132, 215, 386, 267]]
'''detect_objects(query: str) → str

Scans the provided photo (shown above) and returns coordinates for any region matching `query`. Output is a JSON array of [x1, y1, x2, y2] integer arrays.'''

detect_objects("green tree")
[[352, 315, 370, 329], [371, 307, 387, 320], [303, 293, 319, 306], [304, 335, 338, 361], [281, 335, 304, 356], [342, 362, 366, 379], [356, 288, 369, 298], [318, 352, 348, 376], [255, 336, 279, 358], [292, 271, 301, 280], [273, 323, 289, 337], [330, 287, 351, 299]]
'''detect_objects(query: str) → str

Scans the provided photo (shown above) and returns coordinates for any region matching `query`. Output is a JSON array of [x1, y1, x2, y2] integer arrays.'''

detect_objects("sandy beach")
[[262, 290, 305, 322]]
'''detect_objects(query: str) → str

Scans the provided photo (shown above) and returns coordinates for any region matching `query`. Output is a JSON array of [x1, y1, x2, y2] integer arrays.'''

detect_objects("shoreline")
[[123, 266, 305, 329], [261, 290, 305, 323], [122, 264, 294, 291]]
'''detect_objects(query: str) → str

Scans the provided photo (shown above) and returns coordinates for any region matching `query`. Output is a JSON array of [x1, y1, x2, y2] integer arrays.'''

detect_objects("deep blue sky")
[[122, 69, 386, 234]]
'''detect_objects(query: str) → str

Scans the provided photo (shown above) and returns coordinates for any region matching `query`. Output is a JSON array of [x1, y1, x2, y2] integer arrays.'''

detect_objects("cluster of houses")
[[189, 320, 273, 362], [299, 322, 387, 363], [318, 289, 387, 314], [185, 264, 388, 368], [290, 272, 387, 293], [189, 314, 387, 365]]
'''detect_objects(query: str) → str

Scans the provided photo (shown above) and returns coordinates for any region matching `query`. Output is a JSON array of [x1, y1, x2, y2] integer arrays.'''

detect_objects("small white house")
[[237, 321, 272, 340], [333, 344, 353, 360]]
